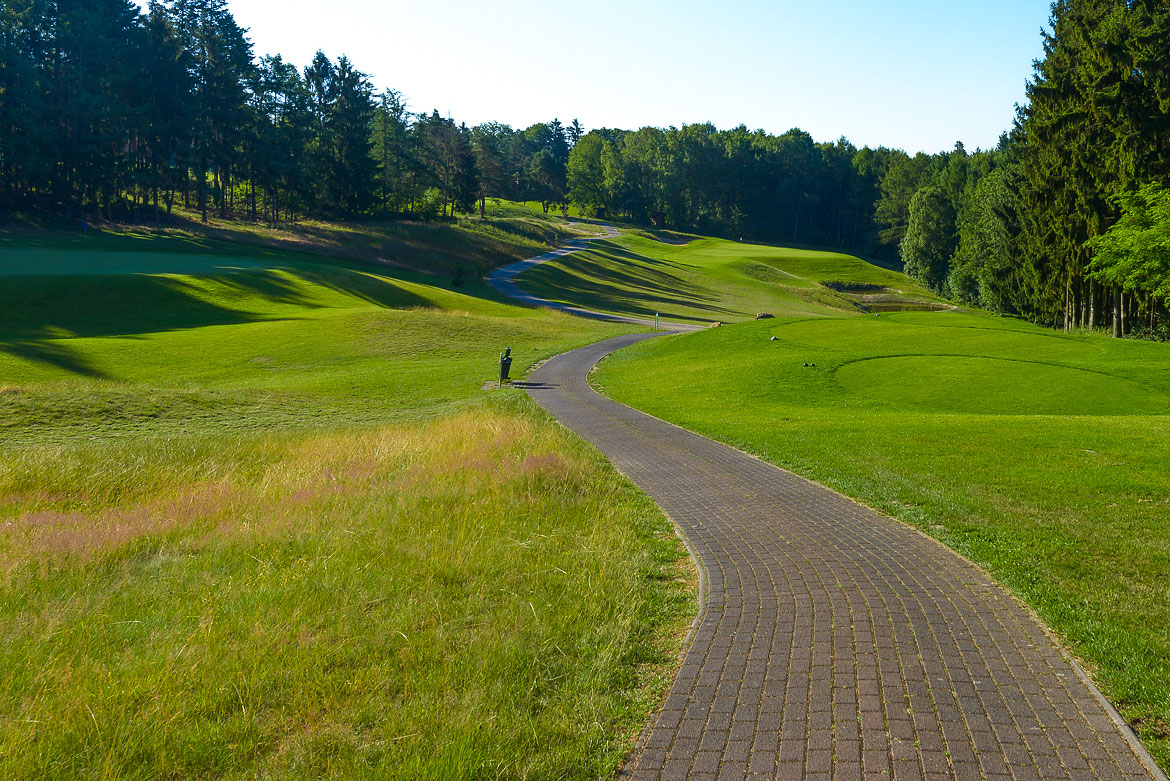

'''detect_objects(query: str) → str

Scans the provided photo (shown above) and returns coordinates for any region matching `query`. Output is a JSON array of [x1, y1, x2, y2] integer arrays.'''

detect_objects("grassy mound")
[[596, 309, 1170, 767], [0, 242, 631, 443], [0, 200, 591, 280], [836, 354, 1168, 415], [515, 233, 940, 323]]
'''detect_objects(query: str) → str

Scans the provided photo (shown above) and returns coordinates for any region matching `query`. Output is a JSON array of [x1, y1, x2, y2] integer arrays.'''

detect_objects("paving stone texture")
[[527, 332, 1163, 781]]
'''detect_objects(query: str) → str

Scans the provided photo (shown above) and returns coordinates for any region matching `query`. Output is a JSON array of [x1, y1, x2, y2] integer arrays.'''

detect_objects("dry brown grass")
[[1, 409, 595, 567], [1, 403, 695, 778]]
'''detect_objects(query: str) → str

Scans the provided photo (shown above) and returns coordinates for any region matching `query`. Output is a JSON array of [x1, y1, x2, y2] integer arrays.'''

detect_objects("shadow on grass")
[[521, 246, 735, 321], [0, 207, 569, 280], [583, 241, 696, 271], [0, 339, 108, 378], [549, 249, 708, 299], [1, 266, 432, 340], [0, 265, 433, 376], [524, 272, 736, 322]]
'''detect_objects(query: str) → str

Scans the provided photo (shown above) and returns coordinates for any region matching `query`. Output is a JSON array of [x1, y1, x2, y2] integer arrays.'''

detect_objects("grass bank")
[[595, 310, 1170, 767], [515, 232, 941, 324], [0, 200, 593, 282]]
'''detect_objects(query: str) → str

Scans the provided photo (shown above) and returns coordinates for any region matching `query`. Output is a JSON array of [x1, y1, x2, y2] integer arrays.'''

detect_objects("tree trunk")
[[198, 156, 208, 223], [1113, 288, 1123, 338], [1088, 279, 1095, 329], [1077, 278, 1086, 328]]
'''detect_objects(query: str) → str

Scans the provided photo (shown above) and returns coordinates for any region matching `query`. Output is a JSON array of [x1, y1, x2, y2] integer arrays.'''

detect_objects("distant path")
[[496, 229, 1165, 780], [484, 223, 702, 331]]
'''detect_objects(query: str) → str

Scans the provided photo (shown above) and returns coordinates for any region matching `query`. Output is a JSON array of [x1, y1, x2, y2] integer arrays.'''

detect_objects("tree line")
[[4, 0, 1169, 337], [566, 125, 891, 255], [0, 0, 579, 224], [0, 0, 908, 263]]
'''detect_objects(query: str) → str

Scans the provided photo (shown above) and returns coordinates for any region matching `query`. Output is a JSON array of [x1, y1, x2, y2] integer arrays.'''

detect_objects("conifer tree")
[[166, 0, 255, 221]]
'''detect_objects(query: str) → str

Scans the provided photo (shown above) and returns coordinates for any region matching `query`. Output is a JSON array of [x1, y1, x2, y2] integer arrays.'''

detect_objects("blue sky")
[[138, 0, 1053, 154]]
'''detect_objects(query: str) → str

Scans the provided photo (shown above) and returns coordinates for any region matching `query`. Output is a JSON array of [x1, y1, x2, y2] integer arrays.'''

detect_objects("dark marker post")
[[498, 347, 512, 388]]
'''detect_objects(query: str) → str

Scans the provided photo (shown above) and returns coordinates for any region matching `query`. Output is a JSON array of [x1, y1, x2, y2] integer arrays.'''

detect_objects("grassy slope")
[[0, 201, 591, 281], [516, 233, 941, 324], [0, 216, 697, 778], [597, 309, 1170, 767]]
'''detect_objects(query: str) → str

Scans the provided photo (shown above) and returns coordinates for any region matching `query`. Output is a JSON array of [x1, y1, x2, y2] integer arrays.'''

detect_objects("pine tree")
[[373, 88, 411, 214], [141, 3, 192, 220], [252, 54, 311, 222], [330, 55, 377, 215], [166, 0, 255, 222], [470, 122, 510, 218], [50, 0, 145, 219], [0, 1, 49, 212], [567, 118, 583, 148]]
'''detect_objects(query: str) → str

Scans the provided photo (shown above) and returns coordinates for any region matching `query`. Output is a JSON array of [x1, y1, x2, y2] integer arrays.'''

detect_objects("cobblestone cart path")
[[527, 333, 1162, 781]]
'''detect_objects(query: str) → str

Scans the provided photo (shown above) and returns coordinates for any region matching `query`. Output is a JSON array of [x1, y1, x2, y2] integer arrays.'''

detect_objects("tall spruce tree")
[[166, 0, 255, 222], [141, 3, 192, 220], [373, 88, 411, 215], [330, 55, 377, 215]]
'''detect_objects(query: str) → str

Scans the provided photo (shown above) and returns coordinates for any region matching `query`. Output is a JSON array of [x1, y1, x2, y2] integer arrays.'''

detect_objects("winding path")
[[485, 223, 702, 331], [498, 232, 1165, 780]]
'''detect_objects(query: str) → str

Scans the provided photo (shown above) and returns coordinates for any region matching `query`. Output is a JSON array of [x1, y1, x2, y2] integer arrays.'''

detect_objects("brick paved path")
[[528, 333, 1163, 781]]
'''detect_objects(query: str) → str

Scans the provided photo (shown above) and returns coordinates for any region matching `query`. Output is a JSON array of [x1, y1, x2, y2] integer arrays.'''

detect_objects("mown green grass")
[[595, 310, 1170, 766], [516, 233, 939, 324], [0, 242, 635, 444], [0, 227, 697, 778]]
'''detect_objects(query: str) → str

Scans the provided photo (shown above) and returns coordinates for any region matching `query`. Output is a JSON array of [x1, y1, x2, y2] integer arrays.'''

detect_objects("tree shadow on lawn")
[[0, 339, 108, 378], [1, 213, 550, 279], [0, 267, 432, 376], [526, 266, 737, 322], [536, 251, 712, 305], [583, 241, 699, 271]]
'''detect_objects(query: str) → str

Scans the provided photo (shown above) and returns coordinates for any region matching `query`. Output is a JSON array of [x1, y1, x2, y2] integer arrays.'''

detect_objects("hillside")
[[514, 230, 945, 324]]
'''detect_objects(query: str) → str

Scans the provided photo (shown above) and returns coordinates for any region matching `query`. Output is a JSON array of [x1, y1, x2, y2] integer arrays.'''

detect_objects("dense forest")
[[0, 0, 579, 224], [2, 0, 1169, 336]]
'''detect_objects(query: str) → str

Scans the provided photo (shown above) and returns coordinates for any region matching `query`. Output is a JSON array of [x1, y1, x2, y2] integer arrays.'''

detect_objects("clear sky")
[[138, 0, 1054, 154]]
